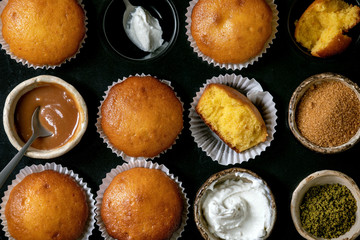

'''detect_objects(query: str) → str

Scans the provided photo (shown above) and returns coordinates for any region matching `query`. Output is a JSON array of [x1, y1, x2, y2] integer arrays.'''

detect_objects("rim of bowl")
[[193, 168, 277, 240], [290, 170, 360, 240], [3, 75, 88, 159], [288, 72, 360, 154], [102, 0, 179, 62]]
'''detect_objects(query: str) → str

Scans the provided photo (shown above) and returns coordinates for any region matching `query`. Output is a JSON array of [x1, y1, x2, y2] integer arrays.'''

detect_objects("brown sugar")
[[296, 80, 360, 147]]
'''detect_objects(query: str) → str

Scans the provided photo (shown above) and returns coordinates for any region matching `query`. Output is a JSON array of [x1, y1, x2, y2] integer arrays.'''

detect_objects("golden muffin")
[[196, 84, 268, 152], [5, 170, 88, 240], [101, 167, 183, 240], [295, 0, 360, 58], [191, 0, 273, 64], [100, 76, 183, 158], [1, 0, 86, 66]]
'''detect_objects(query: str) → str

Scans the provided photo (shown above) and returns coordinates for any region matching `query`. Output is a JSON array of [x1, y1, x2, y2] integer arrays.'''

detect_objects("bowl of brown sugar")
[[288, 72, 360, 153]]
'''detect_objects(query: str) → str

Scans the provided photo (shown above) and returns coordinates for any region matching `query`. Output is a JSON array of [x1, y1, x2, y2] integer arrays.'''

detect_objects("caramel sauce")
[[15, 84, 79, 150]]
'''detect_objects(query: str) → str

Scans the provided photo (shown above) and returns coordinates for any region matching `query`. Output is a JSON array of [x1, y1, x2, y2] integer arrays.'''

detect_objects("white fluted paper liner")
[[189, 73, 277, 165], [0, 162, 96, 240], [96, 73, 184, 162], [185, 0, 279, 71], [0, 0, 88, 69], [95, 159, 189, 240]]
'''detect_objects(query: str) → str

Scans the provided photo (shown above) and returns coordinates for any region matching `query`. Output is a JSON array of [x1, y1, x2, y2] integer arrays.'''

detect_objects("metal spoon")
[[122, 0, 165, 53], [122, 0, 154, 50], [122, 0, 136, 33], [0, 106, 53, 188]]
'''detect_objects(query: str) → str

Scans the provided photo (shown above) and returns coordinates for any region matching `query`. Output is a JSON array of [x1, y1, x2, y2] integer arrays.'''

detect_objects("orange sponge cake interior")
[[295, 0, 360, 57], [196, 84, 267, 152]]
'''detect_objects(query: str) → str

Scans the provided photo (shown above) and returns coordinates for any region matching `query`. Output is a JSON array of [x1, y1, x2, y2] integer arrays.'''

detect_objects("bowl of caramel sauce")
[[3, 75, 88, 159]]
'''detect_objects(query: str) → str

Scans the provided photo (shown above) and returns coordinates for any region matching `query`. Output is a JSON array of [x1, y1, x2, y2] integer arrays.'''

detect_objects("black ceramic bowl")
[[103, 0, 179, 61], [287, 0, 360, 61]]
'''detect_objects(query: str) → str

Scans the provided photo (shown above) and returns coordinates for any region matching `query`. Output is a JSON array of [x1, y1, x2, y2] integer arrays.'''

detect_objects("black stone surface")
[[1, 0, 360, 239]]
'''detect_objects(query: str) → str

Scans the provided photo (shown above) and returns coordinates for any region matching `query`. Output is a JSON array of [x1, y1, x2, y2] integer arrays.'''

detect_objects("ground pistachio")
[[300, 183, 357, 239]]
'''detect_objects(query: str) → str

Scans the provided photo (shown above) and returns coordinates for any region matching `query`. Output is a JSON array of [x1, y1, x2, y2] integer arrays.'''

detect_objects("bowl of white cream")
[[102, 0, 179, 61], [194, 168, 277, 240]]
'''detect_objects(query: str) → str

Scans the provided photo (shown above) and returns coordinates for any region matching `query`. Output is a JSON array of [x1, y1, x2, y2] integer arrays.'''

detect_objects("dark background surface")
[[1, 0, 360, 239]]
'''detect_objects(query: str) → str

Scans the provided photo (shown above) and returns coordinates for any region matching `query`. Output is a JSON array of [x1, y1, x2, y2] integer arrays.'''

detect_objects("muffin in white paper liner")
[[95, 159, 189, 240], [0, 162, 96, 240], [96, 73, 184, 162], [185, 0, 279, 71], [0, 0, 88, 69], [189, 73, 277, 165]]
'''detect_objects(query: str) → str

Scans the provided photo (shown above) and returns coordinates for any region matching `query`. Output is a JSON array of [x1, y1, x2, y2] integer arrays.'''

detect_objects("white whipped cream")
[[202, 173, 273, 240], [126, 6, 164, 52]]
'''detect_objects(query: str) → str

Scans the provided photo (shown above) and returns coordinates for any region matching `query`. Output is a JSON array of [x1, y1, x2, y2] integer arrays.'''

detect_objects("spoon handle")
[[123, 0, 131, 7], [0, 133, 38, 189]]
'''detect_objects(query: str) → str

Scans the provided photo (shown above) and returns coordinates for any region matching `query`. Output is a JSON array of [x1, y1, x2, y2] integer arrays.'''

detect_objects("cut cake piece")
[[295, 0, 360, 58], [196, 83, 267, 153]]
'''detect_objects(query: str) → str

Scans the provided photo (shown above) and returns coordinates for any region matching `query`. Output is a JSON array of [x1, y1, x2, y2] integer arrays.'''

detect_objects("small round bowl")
[[288, 72, 360, 154], [287, 0, 360, 60], [194, 168, 276, 240], [291, 170, 360, 240], [3, 75, 88, 159], [102, 0, 179, 61]]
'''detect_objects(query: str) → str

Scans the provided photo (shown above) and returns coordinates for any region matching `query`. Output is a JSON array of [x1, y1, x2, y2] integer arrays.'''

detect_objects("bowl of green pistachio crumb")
[[288, 72, 360, 154], [291, 170, 360, 240]]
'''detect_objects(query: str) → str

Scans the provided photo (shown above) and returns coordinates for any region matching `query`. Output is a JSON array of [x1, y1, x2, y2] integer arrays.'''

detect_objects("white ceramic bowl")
[[194, 168, 276, 240], [291, 170, 360, 240], [288, 72, 360, 153], [3, 75, 88, 159]]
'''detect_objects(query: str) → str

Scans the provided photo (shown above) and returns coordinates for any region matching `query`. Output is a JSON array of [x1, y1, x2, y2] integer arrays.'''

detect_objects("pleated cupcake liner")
[[95, 159, 189, 240], [0, 0, 88, 69], [189, 73, 278, 165], [185, 0, 279, 70], [0, 162, 96, 240], [96, 73, 184, 162]]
